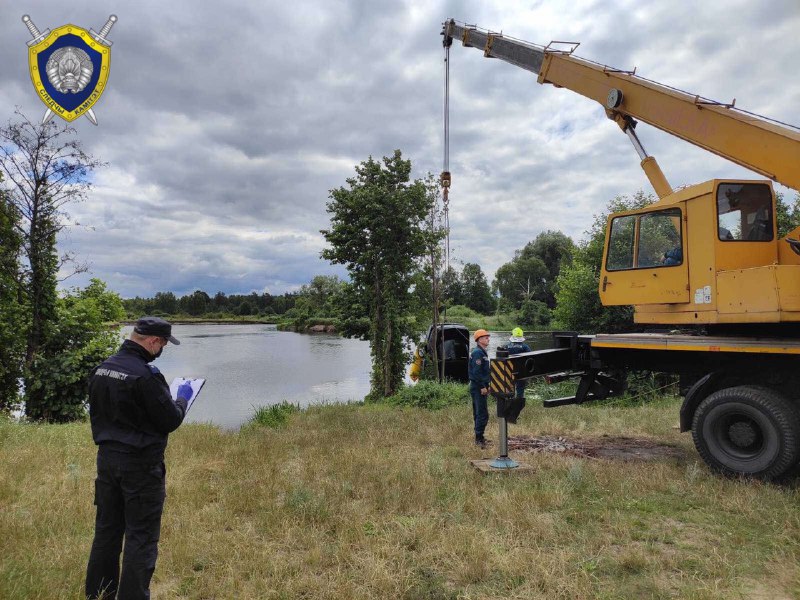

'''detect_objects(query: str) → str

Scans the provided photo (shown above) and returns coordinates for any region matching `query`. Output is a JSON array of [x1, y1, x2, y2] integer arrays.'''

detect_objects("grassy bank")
[[1, 397, 799, 599]]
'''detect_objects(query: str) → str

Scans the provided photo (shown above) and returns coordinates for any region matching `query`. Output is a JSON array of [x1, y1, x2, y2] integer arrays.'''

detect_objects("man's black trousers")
[[86, 452, 167, 600]]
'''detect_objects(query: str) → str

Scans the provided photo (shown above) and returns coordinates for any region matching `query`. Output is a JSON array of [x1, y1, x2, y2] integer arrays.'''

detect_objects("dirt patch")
[[509, 435, 687, 463]]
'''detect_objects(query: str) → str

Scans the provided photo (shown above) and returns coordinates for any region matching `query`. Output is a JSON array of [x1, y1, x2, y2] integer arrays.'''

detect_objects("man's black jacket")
[[89, 339, 187, 462]]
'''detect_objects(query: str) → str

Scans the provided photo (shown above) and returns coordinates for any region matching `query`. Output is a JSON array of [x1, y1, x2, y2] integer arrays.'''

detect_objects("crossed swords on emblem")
[[22, 14, 117, 125]]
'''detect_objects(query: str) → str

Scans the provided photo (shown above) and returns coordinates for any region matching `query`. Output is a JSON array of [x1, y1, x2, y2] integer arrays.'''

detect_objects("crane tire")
[[692, 385, 800, 480]]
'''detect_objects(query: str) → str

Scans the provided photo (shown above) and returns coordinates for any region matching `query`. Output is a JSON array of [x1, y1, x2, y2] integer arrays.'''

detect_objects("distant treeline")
[[123, 290, 297, 318]]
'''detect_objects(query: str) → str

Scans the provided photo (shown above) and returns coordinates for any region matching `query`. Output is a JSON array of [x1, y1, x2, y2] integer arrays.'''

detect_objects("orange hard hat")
[[473, 329, 490, 341]]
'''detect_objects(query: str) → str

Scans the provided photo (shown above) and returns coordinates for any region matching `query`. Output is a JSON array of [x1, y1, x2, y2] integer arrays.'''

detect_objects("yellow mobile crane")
[[442, 19, 800, 479]]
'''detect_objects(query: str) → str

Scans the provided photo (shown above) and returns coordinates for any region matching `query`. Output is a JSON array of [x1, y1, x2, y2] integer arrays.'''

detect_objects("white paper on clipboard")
[[170, 377, 206, 412]]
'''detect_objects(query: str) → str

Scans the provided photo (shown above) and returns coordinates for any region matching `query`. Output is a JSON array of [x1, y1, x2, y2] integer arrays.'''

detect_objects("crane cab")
[[599, 179, 800, 326]]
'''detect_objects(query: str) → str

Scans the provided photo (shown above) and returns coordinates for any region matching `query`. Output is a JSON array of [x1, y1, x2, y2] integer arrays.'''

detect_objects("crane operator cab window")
[[716, 183, 773, 242], [606, 208, 683, 271]]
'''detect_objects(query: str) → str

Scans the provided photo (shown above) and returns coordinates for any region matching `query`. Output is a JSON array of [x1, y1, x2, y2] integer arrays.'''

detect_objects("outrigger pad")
[[470, 458, 535, 474]]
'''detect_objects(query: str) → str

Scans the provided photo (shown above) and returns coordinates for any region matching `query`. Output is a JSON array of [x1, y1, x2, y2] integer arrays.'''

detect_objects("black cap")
[[134, 316, 180, 345]]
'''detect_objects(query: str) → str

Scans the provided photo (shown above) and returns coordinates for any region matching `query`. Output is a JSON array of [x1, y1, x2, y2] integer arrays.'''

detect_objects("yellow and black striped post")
[[489, 358, 515, 398], [488, 355, 519, 468]]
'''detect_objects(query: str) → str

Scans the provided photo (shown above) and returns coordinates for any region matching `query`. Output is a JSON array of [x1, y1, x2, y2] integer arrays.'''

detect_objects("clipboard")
[[170, 377, 206, 412]]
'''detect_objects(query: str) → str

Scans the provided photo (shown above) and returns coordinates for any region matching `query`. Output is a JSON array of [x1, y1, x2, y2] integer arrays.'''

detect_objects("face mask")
[[150, 338, 165, 359]]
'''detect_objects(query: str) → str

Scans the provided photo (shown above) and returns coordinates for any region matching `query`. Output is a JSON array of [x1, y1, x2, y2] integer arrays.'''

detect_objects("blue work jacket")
[[468, 345, 491, 388], [506, 342, 532, 356]]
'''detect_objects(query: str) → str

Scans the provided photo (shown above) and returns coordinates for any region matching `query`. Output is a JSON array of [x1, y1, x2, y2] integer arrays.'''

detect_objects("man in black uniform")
[[86, 316, 193, 600]]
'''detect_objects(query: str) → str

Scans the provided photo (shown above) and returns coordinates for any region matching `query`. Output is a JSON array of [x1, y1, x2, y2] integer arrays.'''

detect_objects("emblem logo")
[[22, 14, 117, 125]]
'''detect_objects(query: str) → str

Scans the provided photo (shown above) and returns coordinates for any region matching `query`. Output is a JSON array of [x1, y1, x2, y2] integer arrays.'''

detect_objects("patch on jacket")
[[95, 367, 128, 381]]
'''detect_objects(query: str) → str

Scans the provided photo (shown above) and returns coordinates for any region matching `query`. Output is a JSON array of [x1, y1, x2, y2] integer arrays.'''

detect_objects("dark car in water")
[[423, 323, 470, 382]]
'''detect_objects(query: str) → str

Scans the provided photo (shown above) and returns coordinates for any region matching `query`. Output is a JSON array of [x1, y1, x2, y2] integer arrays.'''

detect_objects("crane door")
[[600, 206, 689, 306]]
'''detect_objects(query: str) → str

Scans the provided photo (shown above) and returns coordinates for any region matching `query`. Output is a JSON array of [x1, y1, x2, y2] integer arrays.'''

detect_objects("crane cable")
[[439, 39, 452, 382], [442, 40, 451, 273], [442, 43, 451, 276]]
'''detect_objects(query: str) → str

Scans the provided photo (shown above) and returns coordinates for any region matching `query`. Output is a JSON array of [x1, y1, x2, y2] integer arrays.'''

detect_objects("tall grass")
[[248, 401, 301, 428], [1, 399, 799, 599], [386, 380, 468, 410]]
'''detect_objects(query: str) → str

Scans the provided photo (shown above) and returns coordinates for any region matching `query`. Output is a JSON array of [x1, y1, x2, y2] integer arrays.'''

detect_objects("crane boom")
[[443, 20, 800, 192]]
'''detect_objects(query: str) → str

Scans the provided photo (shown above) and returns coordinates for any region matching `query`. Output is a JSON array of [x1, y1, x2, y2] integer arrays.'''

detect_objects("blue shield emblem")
[[24, 16, 116, 124]]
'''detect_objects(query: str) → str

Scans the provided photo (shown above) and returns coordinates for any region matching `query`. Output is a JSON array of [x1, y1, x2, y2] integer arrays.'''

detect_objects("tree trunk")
[[383, 317, 393, 397]]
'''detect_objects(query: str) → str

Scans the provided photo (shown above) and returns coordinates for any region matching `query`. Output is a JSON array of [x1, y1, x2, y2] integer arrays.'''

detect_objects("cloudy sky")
[[1, 0, 799, 298]]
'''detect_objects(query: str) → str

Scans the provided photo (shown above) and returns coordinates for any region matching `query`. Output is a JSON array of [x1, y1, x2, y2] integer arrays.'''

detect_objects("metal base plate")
[[470, 458, 534, 473], [489, 456, 519, 469]]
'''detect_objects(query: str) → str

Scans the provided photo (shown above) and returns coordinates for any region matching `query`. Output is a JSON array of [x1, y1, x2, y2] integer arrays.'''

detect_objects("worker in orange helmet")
[[468, 329, 491, 447]]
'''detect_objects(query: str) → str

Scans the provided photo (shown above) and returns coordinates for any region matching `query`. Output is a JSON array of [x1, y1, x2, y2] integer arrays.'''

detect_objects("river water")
[[125, 324, 371, 430], [119, 324, 554, 429]]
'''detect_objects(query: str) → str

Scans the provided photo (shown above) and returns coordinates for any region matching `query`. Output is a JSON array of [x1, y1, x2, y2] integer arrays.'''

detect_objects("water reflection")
[[113, 324, 553, 430]]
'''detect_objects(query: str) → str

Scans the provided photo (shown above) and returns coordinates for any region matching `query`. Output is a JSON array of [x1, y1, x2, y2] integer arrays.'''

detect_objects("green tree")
[[0, 111, 105, 421], [321, 150, 440, 399], [237, 301, 253, 316], [523, 230, 575, 307], [460, 263, 494, 313], [494, 231, 575, 311], [181, 290, 210, 315], [776, 191, 800, 238], [527, 231, 575, 277], [493, 254, 549, 309], [80, 278, 126, 322], [19, 211, 60, 420], [25, 282, 124, 422], [212, 291, 228, 311], [553, 191, 653, 333], [122, 296, 151, 318], [152, 291, 179, 315], [553, 261, 632, 333], [0, 179, 25, 412], [440, 266, 463, 307], [520, 299, 552, 329], [296, 275, 346, 317]]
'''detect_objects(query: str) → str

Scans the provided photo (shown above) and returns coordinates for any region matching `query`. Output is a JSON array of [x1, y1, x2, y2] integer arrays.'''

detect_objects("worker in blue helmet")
[[505, 327, 531, 423]]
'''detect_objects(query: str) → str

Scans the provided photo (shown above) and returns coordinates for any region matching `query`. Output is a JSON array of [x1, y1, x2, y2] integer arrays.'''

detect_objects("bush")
[[443, 304, 480, 319], [520, 300, 551, 328], [601, 371, 679, 406], [552, 262, 633, 333], [283, 306, 311, 329], [202, 311, 227, 320], [23, 280, 124, 422], [386, 380, 469, 410], [249, 401, 301, 428], [482, 312, 518, 331], [306, 318, 337, 327]]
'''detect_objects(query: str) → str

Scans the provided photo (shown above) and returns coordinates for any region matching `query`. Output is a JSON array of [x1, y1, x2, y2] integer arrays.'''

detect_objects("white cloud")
[[3, 0, 799, 297]]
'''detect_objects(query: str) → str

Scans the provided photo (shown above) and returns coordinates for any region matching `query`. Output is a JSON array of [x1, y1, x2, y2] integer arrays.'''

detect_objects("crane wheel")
[[692, 385, 800, 480]]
